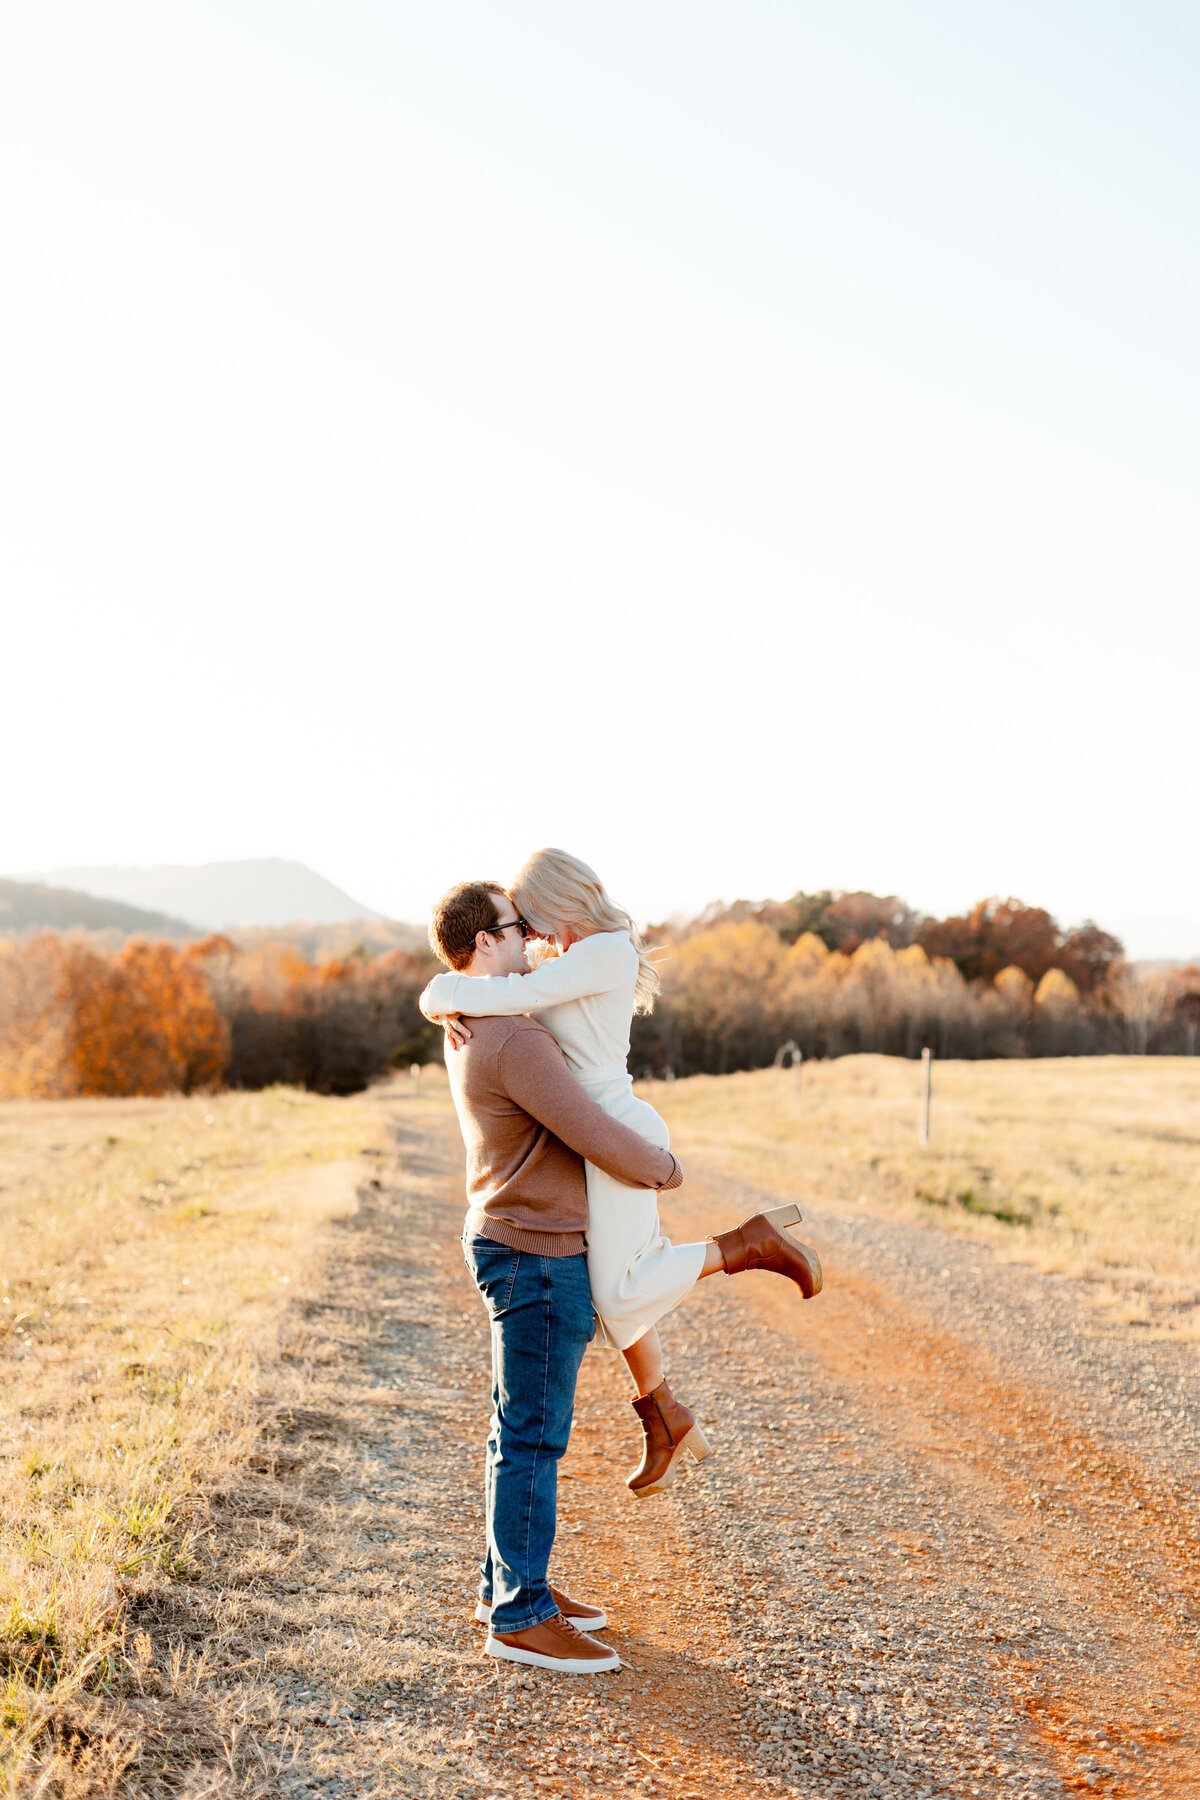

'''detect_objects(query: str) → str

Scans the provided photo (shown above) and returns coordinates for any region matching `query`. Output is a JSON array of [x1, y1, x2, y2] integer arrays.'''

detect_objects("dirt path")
[[653, 1160, 1200, 1800], [221, 1085, 1200, 1800]]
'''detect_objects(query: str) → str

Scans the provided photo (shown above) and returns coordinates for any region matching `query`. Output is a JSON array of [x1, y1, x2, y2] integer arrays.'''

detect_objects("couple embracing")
[[422, 849, 823, 1676]]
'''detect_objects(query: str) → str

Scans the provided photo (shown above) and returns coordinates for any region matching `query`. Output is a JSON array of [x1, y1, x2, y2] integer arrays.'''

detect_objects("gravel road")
[[261, 1086, 1200, 1800], [654, 1158, 1200, 1800]]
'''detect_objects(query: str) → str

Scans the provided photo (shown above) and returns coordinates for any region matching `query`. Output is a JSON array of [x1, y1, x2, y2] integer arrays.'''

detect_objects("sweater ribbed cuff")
[[657, 1152, 683, 1191]]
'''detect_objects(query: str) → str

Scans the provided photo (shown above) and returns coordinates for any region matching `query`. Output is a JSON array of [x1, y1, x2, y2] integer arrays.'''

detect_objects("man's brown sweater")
[[445, 1014, 682, 1255]]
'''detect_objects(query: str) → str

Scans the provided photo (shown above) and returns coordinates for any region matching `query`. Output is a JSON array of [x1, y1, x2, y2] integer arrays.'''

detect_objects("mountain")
[[0, 878, 195, 939], [26, 860, 384, 932]]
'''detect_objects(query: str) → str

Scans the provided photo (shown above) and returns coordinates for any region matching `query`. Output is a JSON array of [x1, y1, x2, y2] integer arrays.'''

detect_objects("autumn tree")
[[1056, 922, 1124, 995], [67, 937, 229, 1095], [915, 897, 1123, 990], [818, 891, 924, 953], [0, 934, 228, 1097], [1169, 967, 1200, 1055], [631, 922, 788, 1076], [0, 933, 74, 1096], [672, 890, 923, 953]]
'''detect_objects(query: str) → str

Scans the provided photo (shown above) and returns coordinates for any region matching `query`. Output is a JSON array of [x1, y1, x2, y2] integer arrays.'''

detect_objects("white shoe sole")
[[474, 1600, 608, 1630], [484, 1635, 620, 1674]]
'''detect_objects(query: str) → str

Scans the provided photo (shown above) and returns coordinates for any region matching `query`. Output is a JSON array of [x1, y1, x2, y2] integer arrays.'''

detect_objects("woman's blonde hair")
[[510, 848, 661, 1015]]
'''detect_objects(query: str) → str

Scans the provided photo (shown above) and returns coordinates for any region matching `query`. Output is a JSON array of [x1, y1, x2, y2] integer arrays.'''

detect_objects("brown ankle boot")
[[627, 1380, 711, 1498], [712, 1203, 823, 1297]]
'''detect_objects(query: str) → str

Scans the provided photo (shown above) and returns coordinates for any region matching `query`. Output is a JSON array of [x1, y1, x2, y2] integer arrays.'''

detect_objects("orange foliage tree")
[[0, 934, 229, 1098], [67, 938, 229, 1095], [917, 898, 1122, 994]]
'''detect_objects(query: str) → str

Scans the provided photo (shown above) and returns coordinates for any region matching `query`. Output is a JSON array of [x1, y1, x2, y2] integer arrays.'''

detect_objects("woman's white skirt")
[[580, 1073, 706, 1352]]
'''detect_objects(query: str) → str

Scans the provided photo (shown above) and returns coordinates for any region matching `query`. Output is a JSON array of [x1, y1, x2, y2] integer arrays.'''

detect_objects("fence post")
[[920, 1046, 932, 1144]]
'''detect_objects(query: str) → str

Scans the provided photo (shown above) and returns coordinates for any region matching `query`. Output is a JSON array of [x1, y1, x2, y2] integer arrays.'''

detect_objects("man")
[[428, 880, 683, 1675]]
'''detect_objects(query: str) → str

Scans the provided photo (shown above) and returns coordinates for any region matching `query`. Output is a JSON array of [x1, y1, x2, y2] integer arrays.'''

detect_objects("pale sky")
[[3, 2, 1198, 953]]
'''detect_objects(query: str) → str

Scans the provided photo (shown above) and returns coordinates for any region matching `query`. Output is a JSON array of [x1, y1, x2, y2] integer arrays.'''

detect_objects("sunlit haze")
[[3, 3, 1197, 954]]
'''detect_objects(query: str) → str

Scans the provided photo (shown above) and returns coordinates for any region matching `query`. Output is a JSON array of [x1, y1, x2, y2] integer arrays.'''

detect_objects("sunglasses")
[[490, 917, 531, 939]]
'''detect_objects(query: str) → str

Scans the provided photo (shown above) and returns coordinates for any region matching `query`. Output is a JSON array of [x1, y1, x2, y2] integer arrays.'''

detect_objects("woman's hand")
[[524, 935, 561, 969], [440, 1013, 471, 1051]]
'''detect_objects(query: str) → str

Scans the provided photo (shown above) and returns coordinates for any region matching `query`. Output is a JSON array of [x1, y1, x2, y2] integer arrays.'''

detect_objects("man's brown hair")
[[428, 881, 510, 971]]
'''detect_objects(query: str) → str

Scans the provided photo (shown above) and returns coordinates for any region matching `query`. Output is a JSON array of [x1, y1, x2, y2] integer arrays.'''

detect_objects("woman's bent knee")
[[588, 1280, 643, 1326]]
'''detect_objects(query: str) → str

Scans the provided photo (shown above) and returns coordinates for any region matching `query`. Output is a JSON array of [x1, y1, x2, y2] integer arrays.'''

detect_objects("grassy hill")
[[0, 878, 195, 940]]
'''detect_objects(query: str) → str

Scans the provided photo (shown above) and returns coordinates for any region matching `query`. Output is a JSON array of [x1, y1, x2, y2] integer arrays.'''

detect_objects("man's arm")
[[498, 1028, 682, 1191]]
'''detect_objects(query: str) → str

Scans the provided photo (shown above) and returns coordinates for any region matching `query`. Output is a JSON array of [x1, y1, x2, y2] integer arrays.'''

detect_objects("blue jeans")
[[463, 1234, 596, 1634]]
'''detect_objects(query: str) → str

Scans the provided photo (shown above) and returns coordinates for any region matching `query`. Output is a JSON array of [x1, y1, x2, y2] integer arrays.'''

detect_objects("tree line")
[[1, 892, 1197, 1098], [630, 893, 1200, 1075], [0, 933, 440, 1099]]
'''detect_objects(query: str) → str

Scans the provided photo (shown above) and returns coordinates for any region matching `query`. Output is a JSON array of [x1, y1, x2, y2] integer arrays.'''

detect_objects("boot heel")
[[683, 1425, 711, 1463], [759, 1202, 805, 1245], [762, 1201, 811, 1257]]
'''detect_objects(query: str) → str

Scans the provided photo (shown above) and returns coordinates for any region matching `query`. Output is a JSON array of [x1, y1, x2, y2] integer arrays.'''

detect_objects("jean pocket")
[[465, 1236, 521, 1316]]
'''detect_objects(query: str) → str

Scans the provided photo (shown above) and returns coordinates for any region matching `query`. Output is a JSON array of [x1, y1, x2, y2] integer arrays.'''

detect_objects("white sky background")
[[2, 2, 1198, 951]]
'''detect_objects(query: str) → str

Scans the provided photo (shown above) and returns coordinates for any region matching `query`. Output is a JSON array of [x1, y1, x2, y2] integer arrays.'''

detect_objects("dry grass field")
[[0, 1084, 390, 1795], [643, 1055, 1200, 1334]]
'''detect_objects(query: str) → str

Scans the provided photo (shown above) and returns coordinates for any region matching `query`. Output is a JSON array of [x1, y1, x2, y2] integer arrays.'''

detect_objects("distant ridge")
[[0, 878, 196, 939], [25, 859, 384, 931]]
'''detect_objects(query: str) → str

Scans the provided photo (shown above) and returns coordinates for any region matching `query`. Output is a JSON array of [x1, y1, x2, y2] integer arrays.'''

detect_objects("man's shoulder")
[[457, 1014, 561, 1061], [458, 1013, 552, 1037], [452, 1015, 564, 1106]]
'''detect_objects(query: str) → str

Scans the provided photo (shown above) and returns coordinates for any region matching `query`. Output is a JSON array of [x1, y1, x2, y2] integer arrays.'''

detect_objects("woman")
[[420, 848, 822, 1498]]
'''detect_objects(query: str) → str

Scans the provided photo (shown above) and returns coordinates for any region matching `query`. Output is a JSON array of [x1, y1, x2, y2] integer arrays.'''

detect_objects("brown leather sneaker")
[[712, 1202, 822, 1297], [475, 1586, 607, 1630], [485, 1611, 620, 1673], [627, 1379, 711, 1498]]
